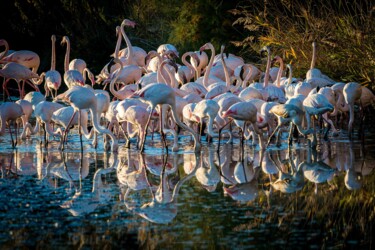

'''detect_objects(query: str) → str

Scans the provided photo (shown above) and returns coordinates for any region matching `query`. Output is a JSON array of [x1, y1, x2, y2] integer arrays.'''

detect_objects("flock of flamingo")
[[0, 18, 375, 153]]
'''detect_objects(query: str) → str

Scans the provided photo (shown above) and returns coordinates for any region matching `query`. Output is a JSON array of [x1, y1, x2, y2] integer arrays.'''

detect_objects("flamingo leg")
[[288, 123, 294, 146], [119, 122, 130, 148], [2, 79, 11, 101], [266, 124, 281, 147], [43, 123, 48, 148], [62, 111, 77, 151], [218, 118, 233, 151], [78, 110, 83, 152], [160, 105, 168, 151], [9, 122, 15, 148], [140, 106, 154, 152]]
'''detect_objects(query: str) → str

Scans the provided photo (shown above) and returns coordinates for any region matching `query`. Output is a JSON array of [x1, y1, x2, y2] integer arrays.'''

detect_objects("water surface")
[[0, 129, 374, 249]]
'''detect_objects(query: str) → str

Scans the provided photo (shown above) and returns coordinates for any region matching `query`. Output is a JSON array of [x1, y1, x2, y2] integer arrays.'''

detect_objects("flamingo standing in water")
[[222, 101, 265, 150], [303, 93, 334, 148], [0, 102, 24, 148], [267, 98, 311, 147], [55, 86, 118, 152], [0, 62, 41, 100], [343, 82, 362, 139], [131, 82, 201, 152]]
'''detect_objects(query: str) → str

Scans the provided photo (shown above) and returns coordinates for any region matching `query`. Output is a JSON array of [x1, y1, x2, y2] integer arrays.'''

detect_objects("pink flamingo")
[[0, 62, 40, 99], [44, 35, 62, 98], [55, 86, 118, 152], [0, 102, 24, 147], [0, 40, 40, 75], [222, 101, 265, 149], [131, 82, 201, 152], [61, 36, 85, 88], [303, 93, 334, 147]]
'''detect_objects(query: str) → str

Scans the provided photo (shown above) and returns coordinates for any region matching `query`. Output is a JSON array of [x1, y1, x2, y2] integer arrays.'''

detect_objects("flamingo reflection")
[[125, 152, 200, 224]]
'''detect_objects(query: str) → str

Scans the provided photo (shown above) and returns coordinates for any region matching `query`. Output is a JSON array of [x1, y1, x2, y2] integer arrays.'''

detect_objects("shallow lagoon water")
[[0, 128, 374, 249]]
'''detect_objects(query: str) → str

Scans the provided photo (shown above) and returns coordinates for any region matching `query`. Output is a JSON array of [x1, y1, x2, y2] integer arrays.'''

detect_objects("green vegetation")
[[1, 0, 374, 88]]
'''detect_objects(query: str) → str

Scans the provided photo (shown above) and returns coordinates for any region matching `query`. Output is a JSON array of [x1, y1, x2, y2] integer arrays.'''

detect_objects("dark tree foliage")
[[0, 0, 243, 75]]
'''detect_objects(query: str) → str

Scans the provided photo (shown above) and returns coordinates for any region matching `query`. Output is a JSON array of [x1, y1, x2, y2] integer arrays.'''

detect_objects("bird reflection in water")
[[301, 140, 337, 194], [124, 152, 200, 224], [60, 152, 118, 216], [270, 147, 305, 194], [195, 148, 221, 192], [220, 145, 262, 202]]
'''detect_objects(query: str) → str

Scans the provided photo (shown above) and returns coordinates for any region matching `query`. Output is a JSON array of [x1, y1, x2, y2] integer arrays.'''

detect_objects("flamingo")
[[192, 99, 220, 140], [303, 93, 334, 147], [190, 50, 209, 80], [55, 86, 118, 152], [15, 99, 33, 139], [60, 153, 118, 216], [131, 82, 201, 152], [175, 51, 199, 85], [222, 101, 265, 149], [267, 99, 311, 147], [61, 36, 85, 88], [51, 106, 94, 148], [343, 82, 362, 138], [306, 41, 336, 85], [116, 104, 152, 149], [255, 46, 286, 103], [32, 101, 65, 146], [115, 20, 147, 67], [157, 44, 179, 58], [0, 62, 41, 99], [0, 39, 10, 60], [44, 35, 62, 99], [0, 40, 40, 75], [196, 149, 221, 192], [129, 153, 199, 224], [23, 91, 46, 110], [0, 102, 26, 147]]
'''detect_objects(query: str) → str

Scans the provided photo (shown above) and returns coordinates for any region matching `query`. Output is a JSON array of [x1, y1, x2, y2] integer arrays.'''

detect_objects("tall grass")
[[231, 0, 375, 88]]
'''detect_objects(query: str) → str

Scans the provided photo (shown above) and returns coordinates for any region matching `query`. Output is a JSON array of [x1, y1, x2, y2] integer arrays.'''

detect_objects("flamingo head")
[[222, 109, 236, 118], [165, 50, 179, 60], [260, 46, 271, 56], [122, 19, 136, 28], [61, 36, 69, 46], [53, 81, 61, 90], [199, 42, 211, 52], [271, 56, 281, 66]]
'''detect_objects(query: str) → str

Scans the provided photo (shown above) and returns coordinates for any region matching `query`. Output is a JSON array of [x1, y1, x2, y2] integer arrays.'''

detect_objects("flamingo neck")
[[51, 37, 56, 71], [206, 115, 219, 137], [90, 107, 118, 152], [121, 23, 133, 65], [287, 65, 293, 85], [171, 153, 200, 202], [221, 53, 231, 89], [0, 40, 9, 61], [64, 39, 70, 73], [275, 58, 284, 87], [169, 100, 201, 152], [264, 49, 271, 88], [109, 61, 125, 100], [310, 42, 316, 70], [203, 44, 215, 88], [114, 27, 121, 59], [182, 52, 196, 79], [241, 64, 254, 89]]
